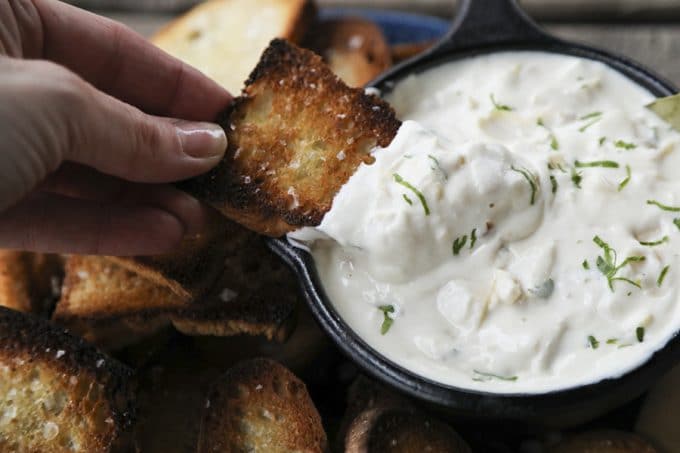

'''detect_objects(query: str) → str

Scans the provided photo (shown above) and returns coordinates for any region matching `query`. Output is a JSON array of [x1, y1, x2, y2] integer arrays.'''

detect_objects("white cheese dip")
[[289, 52, 680, 393]]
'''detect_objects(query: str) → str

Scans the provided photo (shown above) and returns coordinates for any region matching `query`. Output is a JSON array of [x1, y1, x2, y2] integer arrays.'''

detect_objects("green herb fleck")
[[636, 326, 645, 343], [537, 118, 559, 150], [490, 93, 513, 111], [618, 343, 633, 349], [647, 199, 680, 212], [510, 166, 538, 205], [550, 175, 558, 194], [606, 338, 618, 345], [614, 140, 637, 150], [599, 136, 607, 146], [658, 265, 670, 287], [639, 236, 669, 247], [574, 160, 619, 169], [593, 236, 645, 291], [428, 155, 448, 180], [472, 370, 518, 382], [579, 112, 603, 132], [618, 165, 631, 192], [402, 194, 413, 205], [583, 260, 590, 270], [550, 136, 559, 150], [394, 173, 430, 215], [453, 236, 468, 256], [378, 305, 395, 335], [470, 229, 477, 249], [571, 167, 583, 188], [588, 335, 600, 349], [580, 112, 603, 121]]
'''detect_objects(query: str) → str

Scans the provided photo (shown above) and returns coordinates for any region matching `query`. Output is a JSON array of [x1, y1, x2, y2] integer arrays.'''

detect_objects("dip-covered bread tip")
[[181, 39, 401, 236], [0, 307, 135, 453]]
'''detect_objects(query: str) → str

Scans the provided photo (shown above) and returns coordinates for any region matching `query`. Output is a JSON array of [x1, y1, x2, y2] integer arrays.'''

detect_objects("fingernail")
[[176, 121, 227, 159]]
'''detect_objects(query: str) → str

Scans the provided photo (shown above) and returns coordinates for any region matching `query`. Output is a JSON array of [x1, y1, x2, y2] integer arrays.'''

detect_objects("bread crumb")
[[219, 288, 238, 303]]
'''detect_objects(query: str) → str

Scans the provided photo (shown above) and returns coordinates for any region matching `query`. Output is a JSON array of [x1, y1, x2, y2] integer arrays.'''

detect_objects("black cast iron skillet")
[[269, 0, 680, 425]]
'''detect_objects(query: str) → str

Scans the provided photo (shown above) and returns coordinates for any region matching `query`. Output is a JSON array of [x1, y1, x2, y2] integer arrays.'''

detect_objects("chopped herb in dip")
[[378, 305, 395, 335], [593, 236, 645, 291], [490, 93, 513, 111], [472, 370, 517, 382], [394, 173, 430, 215], [510, 166, 537, 205], [647, 199, 680, 212], [618, 165, 631, 191], [658, 265, 670, 287]]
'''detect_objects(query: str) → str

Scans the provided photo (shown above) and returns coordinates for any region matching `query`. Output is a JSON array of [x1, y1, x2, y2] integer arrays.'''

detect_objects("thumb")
[[59, 66, 228, 183]]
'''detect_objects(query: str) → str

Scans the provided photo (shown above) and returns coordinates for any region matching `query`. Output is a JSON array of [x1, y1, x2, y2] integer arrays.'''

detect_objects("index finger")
[[33, 0, 231, 121]]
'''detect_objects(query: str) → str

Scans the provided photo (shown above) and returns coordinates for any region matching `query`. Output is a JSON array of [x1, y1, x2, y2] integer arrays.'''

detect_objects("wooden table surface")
[[107, 8, 680, 87]]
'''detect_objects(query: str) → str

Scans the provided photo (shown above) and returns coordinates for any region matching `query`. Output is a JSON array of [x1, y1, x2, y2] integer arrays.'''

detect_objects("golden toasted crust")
[[0, 306, 135, 453], [0, 251, 63, 315], [306, 18, 392, 87], [197, 358, 327, 453], [105, 209, 228, 302], [53, 221, 298, 349], [181, 39, 401, 236], [548, 430, 658, 453]]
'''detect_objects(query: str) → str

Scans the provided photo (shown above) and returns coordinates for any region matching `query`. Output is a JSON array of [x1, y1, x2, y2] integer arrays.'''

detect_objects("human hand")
[[0, 0, 232, 255]]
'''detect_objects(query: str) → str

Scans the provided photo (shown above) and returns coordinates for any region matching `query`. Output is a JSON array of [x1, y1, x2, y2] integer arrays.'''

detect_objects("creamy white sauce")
[[290, 52, 680, 393]]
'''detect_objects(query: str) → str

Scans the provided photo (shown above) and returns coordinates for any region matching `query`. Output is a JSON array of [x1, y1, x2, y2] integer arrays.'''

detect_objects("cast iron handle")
[[432, 0, 553, 55]]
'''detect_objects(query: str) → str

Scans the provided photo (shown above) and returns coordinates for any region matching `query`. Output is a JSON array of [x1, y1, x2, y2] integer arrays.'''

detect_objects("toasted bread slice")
[[105, 209, 228, 302], [306, 17, 392, 87], [197, 358, 327, 452], [54, 221, 297, 349], [152, 0, 316, 93], [340, 376, 470, 453], [53, 255, 183, 350], [0, 306, 135, 452], [169, 219, 298, 341], [345, 408, 471, 453], [548, 430, 658, 452], [0, 251, 63, 315], [181, 39, 401, 236], [390, 40, 435, 64]]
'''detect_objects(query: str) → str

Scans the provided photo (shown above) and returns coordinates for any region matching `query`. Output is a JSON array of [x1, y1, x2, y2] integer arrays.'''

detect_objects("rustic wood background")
[[101, 2, 680, 87]]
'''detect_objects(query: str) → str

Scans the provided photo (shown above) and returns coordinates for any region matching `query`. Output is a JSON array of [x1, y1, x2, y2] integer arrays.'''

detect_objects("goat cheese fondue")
[[289, 52, 680, 393]]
